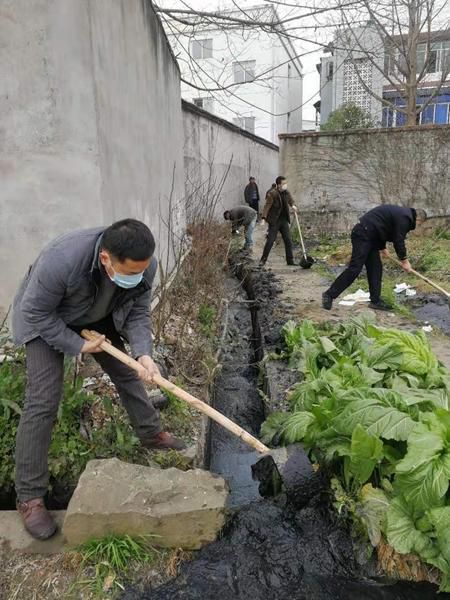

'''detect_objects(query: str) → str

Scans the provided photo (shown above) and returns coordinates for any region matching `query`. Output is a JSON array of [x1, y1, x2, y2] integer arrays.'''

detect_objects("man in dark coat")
[[224, 205, 257, 249], [244, 177, 260, 215], [322, 205, 427, 311], [12, 219, 185, 541], [260, 176, 298, 266]]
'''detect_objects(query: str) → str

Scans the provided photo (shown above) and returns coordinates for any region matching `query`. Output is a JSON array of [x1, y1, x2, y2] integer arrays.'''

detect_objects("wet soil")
[[123, 235, 449, 599]]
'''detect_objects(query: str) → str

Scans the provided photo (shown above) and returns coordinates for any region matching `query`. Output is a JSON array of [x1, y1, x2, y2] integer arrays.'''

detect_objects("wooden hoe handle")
[[81, 329, 270, 454], [387, 256, 450, 298]]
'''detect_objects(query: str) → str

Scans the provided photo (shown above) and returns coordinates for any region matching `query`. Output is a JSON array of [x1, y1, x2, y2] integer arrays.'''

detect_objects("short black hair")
[[276, 176, 286, 185], [271, 183, 276, 188], [249, 176, 255, 181], [102, 219, 155, 262], [223, 211, 231, 220]]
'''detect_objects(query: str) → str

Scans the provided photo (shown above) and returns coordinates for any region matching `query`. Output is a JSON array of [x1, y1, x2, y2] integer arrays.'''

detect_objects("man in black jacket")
[[244, 177, 260, 215], [322, 205, 427, 311]]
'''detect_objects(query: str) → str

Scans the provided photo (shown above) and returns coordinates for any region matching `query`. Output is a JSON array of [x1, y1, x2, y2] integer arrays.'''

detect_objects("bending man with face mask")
[[260, 175, 298, 266], [12, 219, 185, 541]]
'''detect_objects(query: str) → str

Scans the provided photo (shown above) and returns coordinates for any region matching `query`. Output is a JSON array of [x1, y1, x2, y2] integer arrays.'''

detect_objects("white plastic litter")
[[341, 289, 371, 302], [422, 325, 433, 332], [339, 300, 356, 307], [394, 282, 417, 297], [394, 283, 410, 293]]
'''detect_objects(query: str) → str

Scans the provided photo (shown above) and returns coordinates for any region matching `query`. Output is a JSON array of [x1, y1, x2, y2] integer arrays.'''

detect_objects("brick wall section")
[[279, 125, 450, 234]]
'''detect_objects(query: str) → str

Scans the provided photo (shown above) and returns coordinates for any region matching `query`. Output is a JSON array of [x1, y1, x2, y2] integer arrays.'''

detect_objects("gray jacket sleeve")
[[20, 254, 85, 356], [123, 289, 152, 358], [123, 257, 157, 358]]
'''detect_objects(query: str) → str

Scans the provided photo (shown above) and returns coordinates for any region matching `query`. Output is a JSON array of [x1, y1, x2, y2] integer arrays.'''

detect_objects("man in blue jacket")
[[12, 219, 185, 540], [322, 205, 427, 311]]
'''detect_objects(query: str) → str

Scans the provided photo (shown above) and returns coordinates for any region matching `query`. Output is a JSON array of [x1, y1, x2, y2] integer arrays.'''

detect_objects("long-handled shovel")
[[294, 212, 314, 269], [81, 330, 308, 496], [388, 256, 450, 309]]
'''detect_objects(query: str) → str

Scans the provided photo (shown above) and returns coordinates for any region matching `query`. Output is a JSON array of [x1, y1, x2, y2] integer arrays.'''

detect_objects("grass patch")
[[74, 534, 162, 596]]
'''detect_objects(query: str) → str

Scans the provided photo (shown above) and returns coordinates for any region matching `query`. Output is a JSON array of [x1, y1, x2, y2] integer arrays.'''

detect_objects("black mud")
[[412, 293, 450, 335], [122, 256, 447, 600], [124, 498, 444, 600]]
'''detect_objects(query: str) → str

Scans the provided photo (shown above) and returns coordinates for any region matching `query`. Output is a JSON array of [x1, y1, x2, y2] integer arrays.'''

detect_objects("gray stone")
[[62, 458, 228, 548], [0, 510, 66, 555], [180, 445, 198, 468]]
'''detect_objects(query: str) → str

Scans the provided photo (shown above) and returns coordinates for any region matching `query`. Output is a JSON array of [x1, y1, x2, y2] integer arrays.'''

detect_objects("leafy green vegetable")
[[356, 484, 390, 546], [262, 314, 450, 590], [347, 425, 383, 484]]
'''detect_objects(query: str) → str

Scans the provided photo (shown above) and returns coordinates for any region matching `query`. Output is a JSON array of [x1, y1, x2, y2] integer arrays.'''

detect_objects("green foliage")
[[198, 303, 217, 337], [262, 313, 450, 590], [0, 355, 143, 493], [321, 102, 375, 131], [76, 534, 161, 595]]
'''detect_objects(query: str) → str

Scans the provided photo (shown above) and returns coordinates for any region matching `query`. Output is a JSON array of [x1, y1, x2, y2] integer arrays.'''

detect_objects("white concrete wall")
[[182, 102, 279, 217], [0, 0, 185, 317]]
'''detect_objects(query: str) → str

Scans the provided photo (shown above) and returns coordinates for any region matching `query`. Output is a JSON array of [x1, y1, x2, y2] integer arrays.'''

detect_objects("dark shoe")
[[17, 498, 57, 540], [369, 299, 393, 312], [259, 260, 266, 267], [142, 432, 187, 451], [322, 292, 333, 310], [286, 260, 296, 266]]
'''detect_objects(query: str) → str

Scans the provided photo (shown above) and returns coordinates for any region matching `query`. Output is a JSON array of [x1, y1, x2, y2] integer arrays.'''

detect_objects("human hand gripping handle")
[[81, 335, 106, 354], [80, 329, 271, 453]]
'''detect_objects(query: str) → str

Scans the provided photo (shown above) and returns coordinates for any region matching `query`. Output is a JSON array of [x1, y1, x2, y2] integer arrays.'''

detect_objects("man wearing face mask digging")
[[12, 219, 185, 541], [260, 175, 298, 266]]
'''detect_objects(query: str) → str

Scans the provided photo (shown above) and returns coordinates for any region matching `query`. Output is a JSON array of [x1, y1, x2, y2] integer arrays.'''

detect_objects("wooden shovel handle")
[[387, 256, 450, 298], [294, 212, 307, 257], [81, 329, 270, 454]]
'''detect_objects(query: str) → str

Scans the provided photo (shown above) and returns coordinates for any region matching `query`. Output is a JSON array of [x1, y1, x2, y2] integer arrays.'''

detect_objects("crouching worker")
[[322, 205, 427, 311], [12, 219, 186, 540], [224, 205, 257, 250]]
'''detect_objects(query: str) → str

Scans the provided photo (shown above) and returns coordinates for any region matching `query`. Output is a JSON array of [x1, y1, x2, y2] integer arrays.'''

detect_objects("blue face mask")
[[110, 269, 144, 289]]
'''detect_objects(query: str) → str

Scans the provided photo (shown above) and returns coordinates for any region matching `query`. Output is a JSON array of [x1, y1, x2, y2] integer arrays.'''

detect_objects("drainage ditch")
[[124, 256, 446, 600]]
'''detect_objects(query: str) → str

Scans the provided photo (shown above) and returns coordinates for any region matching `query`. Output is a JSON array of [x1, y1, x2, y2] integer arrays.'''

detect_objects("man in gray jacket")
[[223, 205, 257, 249], [12, 219, 185, 541]]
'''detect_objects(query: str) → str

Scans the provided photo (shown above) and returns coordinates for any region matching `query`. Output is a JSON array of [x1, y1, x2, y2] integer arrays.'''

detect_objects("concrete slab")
[[0, 510, 66, 555]]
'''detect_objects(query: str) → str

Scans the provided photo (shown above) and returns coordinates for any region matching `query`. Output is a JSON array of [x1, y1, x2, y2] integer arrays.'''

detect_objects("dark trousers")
[[249, 199, 259, 214], [261, 219, 293, 264], [326, 224, 382, 302], [15, 317, 161, 502]]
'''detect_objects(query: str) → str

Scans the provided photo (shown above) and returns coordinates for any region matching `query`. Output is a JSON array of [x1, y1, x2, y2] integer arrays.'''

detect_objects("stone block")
[[63, 458, 228, 549]]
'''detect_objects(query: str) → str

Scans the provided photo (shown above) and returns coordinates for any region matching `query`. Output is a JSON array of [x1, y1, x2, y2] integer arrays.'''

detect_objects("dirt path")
[[252, 223, 450, 369]]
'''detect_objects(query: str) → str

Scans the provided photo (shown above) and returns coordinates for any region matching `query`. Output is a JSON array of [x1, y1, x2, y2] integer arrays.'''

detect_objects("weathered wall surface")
[[280, 125, 450, 234], [0, 0, 185, 317], [182, 101, 279, 219]]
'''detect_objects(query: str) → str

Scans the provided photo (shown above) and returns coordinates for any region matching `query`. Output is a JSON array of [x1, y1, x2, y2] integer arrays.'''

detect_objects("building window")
[[233, 61, 256, 84], [233, 116, 256, 134], [342, 58, 372, 112], [191, 39, 213, 59], [435, 103, 450, 124], [420, 104, 435, 124], [192, 97, 214, 112], [326, 62, 334, 81], [417, 41, 450, 74]]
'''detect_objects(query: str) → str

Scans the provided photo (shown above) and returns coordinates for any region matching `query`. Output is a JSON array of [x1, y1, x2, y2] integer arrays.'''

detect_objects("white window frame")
[[191, 39, 213, 60], [232, 116, 256, 134], [192, 97, 214, 112], [233, 61, 256, 84]]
